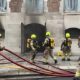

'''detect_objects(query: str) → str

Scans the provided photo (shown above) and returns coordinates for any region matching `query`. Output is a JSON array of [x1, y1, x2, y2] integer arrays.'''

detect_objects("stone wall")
[[0, 0, 63, 53], [0, 0, 24, 53], [1, 13, 24, 53], [46, 13, 64, 46]]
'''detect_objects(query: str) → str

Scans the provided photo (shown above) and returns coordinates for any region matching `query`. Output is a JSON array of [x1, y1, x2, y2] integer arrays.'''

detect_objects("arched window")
[[0, 0, 7, 12], [64, 0, 80, 12]]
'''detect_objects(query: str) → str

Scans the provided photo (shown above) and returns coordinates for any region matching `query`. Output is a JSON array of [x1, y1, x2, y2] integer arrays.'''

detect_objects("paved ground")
[[0, 54, 79, 80], [0, 54, 79, 72]]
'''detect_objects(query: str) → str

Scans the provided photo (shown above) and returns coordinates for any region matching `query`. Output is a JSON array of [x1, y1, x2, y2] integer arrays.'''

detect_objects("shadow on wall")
[[65, 28, 80, 39], [21, 23, 46, 54]]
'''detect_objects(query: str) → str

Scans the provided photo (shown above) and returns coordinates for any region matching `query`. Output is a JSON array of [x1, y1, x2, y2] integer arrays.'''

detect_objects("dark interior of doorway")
[[65, 28, 80, 39], [21, 23, 46, 54]]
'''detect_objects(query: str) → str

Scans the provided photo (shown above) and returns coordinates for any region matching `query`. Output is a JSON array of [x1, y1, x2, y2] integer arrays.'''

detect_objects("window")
[[26, 0, 44, 14], [0, 0, 7, 12], [64, 0, 80, 12]]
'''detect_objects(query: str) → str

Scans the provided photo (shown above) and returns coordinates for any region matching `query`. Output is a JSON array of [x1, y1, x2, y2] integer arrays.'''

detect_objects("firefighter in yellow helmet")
[[66, 33, 70, 38], [61, 33, 72, 61], [30, 34, 38, 63], [43, 31, 57, 64], [0, 43, 5, 51], [78, 36, 80, 48], [78, 36, 80, 61]]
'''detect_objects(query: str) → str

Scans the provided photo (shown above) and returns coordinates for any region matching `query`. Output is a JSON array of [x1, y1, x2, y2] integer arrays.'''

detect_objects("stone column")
[[9, 0, 23, 12], [47, 0, 61, 12]]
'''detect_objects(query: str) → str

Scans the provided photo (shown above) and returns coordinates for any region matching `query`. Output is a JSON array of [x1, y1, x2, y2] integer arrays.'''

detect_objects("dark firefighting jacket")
[[43, 37, 55, 49]]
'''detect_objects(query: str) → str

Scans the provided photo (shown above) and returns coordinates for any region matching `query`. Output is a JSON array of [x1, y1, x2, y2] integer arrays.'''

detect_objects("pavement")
[[0, 52, 79, 80], [0, 54, 79, 72]]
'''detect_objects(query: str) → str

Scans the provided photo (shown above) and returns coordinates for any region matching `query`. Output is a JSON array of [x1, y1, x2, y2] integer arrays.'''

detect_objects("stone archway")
[[65, 28, 80, 38], [21, 23, 46, 54]]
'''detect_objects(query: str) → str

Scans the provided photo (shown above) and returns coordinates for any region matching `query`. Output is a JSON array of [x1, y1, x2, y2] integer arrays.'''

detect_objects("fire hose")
[[4, 48, 74, 75], [48, 63, 74, 74], [0, 51, 74, 77], [0, 59, 75, 76], [0, 57, 74, 75]]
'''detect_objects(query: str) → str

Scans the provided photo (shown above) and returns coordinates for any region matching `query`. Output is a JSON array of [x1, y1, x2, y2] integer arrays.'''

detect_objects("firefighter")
[[30, 34, 38, 63], [26, 38, 31, 49], [0, 33, 5, 51], [0, 43, 4, 51], [78, 36, 80, 48], [0, 37, 5, 51], [78, 36, 80, 61], [66, 33, 72, 57], [61, 33, 72, 61], [73, 62, 80, 80], [43, 32, 57, 64]]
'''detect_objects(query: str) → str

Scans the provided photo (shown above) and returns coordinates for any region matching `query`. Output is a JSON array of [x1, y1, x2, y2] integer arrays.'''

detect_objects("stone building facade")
[[0, 0, 63, 53], [0, 0, 79, 55]]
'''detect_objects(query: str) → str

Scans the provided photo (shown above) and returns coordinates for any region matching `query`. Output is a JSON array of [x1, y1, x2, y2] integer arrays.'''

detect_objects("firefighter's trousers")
[[31, 50, 37, 62], [43, 47, 56, 62], [62, 46, 71, 59]]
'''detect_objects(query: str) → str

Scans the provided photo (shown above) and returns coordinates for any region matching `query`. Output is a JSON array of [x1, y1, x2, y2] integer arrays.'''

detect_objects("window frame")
[[25, 0, 44, 15], [63, 0, 80, 14], [0, 0, 7, 13]]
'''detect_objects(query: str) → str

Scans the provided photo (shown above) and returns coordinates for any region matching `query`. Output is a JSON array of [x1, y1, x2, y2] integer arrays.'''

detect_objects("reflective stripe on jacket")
[[44, 37, 55, 48]]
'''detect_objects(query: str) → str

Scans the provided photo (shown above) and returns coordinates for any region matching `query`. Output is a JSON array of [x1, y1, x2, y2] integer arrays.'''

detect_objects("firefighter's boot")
[[54, 56, 57, 64], [67, 57, 71, 61], [44, 57, 48, 64], [62, 56, 65, 61]]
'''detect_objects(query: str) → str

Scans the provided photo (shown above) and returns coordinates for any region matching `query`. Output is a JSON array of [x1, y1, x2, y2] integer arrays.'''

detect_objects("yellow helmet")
[[66, 33, 70, 38], [46, 32, 51, 36], [31, 34, 37, 39]]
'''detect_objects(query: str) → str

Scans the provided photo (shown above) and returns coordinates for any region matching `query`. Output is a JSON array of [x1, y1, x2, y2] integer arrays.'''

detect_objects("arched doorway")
[[21, 23, 46, 54], [65, 28, 80, 38]]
